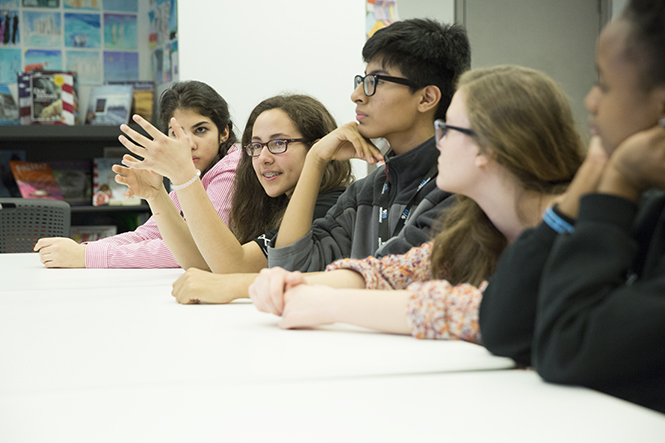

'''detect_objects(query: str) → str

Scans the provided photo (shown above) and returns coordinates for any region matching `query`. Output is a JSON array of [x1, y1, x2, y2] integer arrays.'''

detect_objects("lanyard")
[[377, 164, 438, 248]]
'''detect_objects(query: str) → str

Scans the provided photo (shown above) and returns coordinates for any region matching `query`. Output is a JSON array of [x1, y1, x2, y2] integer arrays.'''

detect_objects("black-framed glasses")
[[434, 119, 475, 142], [354, 74, 420, 97], [244, 138, 309, 157]]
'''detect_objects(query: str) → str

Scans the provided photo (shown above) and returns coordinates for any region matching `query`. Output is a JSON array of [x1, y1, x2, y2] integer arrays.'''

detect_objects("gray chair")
[[0, 198, 71, 253]]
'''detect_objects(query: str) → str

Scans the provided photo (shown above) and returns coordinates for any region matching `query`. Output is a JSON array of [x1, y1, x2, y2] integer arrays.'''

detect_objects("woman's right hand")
[[309, 122, 384, 167], [249, 267, 307, 316], [117, 114, 197, 185], [112, 163, 164, 203]]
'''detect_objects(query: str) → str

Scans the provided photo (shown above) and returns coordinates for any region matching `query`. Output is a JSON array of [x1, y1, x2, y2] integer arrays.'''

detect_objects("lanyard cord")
[[377, 163, 438, 247]]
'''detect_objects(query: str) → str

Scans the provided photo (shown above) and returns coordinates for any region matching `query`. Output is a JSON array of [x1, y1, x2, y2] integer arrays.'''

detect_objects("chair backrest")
[[0, 198, 71, 253]]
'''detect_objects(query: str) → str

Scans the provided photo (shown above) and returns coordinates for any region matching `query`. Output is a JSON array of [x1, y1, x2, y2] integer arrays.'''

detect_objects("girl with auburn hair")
[[35, 80, 241, 269], [249, 65, 584, 343], [113, 93, 351, 296]]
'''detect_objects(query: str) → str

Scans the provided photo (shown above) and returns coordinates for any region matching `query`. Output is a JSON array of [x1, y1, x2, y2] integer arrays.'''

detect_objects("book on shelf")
[[70, 225, 117, 243], [85, 85, 133, 126], [92, 157, 141, 206], [9, 160, 65, 201], [17, 71, 78, 126], [50, 160, 93, 206], [108, 81, 155, 123], [0, 150, 26, 197], [0, 85, 19, 126]]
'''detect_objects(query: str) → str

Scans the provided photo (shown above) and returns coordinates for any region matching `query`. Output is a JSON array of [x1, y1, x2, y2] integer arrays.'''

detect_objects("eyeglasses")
[[354, 74, 420, 97], [434, 119, 475, 142], [244, 138, 309, 157]]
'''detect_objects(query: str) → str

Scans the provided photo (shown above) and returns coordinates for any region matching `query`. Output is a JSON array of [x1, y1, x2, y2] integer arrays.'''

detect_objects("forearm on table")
[[275, 153, 327, 248], [328, 290, 410, 334], [304, 269, 366, 289], [148, 188, 208, 270]]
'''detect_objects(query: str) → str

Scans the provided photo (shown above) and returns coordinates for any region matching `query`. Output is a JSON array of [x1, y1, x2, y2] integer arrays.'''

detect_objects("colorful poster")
[[169, 38, 177, 79], [22, 0, 59, 7], [151, 46, 161, 83], [103, 12, 136, 50], [64, 0, 100, 10], [0, 1, 19, 8], [103, 50, 137, 81], [66, 49, 101, 84], [65, 12, 100, 48], [23, 10, 62, 47], [0, 47, 21, 83], [24, 48, 62, 71], [0, 9, 20, 45], [366, 0, 398, 39], [102, 0, 136, 12]]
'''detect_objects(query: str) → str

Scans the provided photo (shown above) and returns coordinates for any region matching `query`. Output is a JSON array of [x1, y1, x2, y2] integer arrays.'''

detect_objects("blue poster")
[[103, 13, 136, 50], [23, 10, 62, 47], [102, 0, 136, 12], [0, 47, 21, 83], [66, 50, 101, 84], [24, 48, 62, 71], [0, 1, 19, 8], [65, 13, 101, 48], [103, 50, 137, 82]]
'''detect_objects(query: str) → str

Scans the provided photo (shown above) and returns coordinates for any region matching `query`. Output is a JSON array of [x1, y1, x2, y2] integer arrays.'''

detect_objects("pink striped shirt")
[[84, 146, 241, 268], [326, 241, 483, 343]]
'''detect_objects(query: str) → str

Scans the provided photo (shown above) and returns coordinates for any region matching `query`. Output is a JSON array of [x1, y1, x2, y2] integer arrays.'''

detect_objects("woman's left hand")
[[277, 285, 337, 329], [112, 163, 164, 202], [118, 114, 197, 185]]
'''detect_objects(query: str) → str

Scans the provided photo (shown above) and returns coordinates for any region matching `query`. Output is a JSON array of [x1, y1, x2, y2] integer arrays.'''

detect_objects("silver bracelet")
[[172, 169, 201, 191]]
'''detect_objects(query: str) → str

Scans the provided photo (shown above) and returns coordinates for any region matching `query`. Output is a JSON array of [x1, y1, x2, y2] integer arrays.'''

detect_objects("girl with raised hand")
[[35, 80, 240, 268], [249, 65, 583, 342], [117, 94, 353, 288]]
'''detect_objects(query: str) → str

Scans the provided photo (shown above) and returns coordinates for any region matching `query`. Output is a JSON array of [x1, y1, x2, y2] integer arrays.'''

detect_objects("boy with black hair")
[[170, 19, 471, 303], [270, 19, 471, 271]]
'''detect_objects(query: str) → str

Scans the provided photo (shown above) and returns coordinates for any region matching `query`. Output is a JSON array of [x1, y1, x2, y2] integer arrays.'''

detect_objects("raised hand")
[[249, 267, 307, 316], [113, 162, 164, 202], [34, 237, 86, 268], [118, 114, 198, 185]]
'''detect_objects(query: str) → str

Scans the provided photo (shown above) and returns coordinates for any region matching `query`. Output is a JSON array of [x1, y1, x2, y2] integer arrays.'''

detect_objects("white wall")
[[178, 0, 366, 144], [397, 0, 455, 24]]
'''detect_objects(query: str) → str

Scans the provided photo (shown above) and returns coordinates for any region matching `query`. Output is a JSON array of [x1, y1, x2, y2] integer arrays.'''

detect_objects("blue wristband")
[[543, 206, 574, 234]]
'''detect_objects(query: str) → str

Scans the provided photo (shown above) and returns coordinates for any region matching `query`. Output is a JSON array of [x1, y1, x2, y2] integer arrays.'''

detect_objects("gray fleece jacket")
[[267, 137, 453, 272]]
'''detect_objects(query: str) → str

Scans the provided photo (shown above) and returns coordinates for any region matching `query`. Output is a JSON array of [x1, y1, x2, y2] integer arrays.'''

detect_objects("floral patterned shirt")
[[326, 241, 483, 343]]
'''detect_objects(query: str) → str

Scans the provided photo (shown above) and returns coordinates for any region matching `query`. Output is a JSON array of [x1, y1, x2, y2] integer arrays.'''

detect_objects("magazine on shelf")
[[70, 225, 118, 243], [9, 161, 65, 201], [108, 81, 155, 123], [17, 71, 78, 126], [0, 85, 19, 125], [92, 157, 141, 206], [50, 160, 93, 206], [85, 85, 133, 126], [0, 150, 26, 197]]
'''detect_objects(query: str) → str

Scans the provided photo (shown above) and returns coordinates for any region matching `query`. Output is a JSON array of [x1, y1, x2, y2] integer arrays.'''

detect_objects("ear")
[[219, 124, 230, 144], [474, 147, 491, 168], [417, 85, 441, 114]]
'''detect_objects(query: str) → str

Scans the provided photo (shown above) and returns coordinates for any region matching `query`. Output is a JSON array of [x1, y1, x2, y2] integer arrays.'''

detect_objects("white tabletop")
[[2, 252, 665, 442]]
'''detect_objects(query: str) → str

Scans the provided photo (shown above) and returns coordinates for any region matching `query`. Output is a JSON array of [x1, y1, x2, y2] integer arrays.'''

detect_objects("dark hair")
[[230, 94, 353, 244], [158, 80, 237, 177], [430, 66, 584, 286], [621, 0, 665, 88], [362, 19, 471, 121]]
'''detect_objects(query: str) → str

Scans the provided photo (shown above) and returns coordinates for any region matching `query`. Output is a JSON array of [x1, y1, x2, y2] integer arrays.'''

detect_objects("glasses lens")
[[354, 75, 363, 91], [364, 75, 376, 96], [246, 143, 261, 157], [435, 121, 447, 142], [268, 140, 288, 154]]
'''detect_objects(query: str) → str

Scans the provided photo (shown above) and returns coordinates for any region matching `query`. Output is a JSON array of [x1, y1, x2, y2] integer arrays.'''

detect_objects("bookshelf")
[[0, 125, 152, 233]]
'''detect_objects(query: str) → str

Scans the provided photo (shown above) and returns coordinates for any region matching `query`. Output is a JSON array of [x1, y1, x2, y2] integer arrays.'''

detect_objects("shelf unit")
[[0, 125, 152, 233]]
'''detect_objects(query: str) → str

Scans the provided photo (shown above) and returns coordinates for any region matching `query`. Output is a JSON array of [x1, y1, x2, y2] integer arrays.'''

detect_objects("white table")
[[2, 253, 665, 442]]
